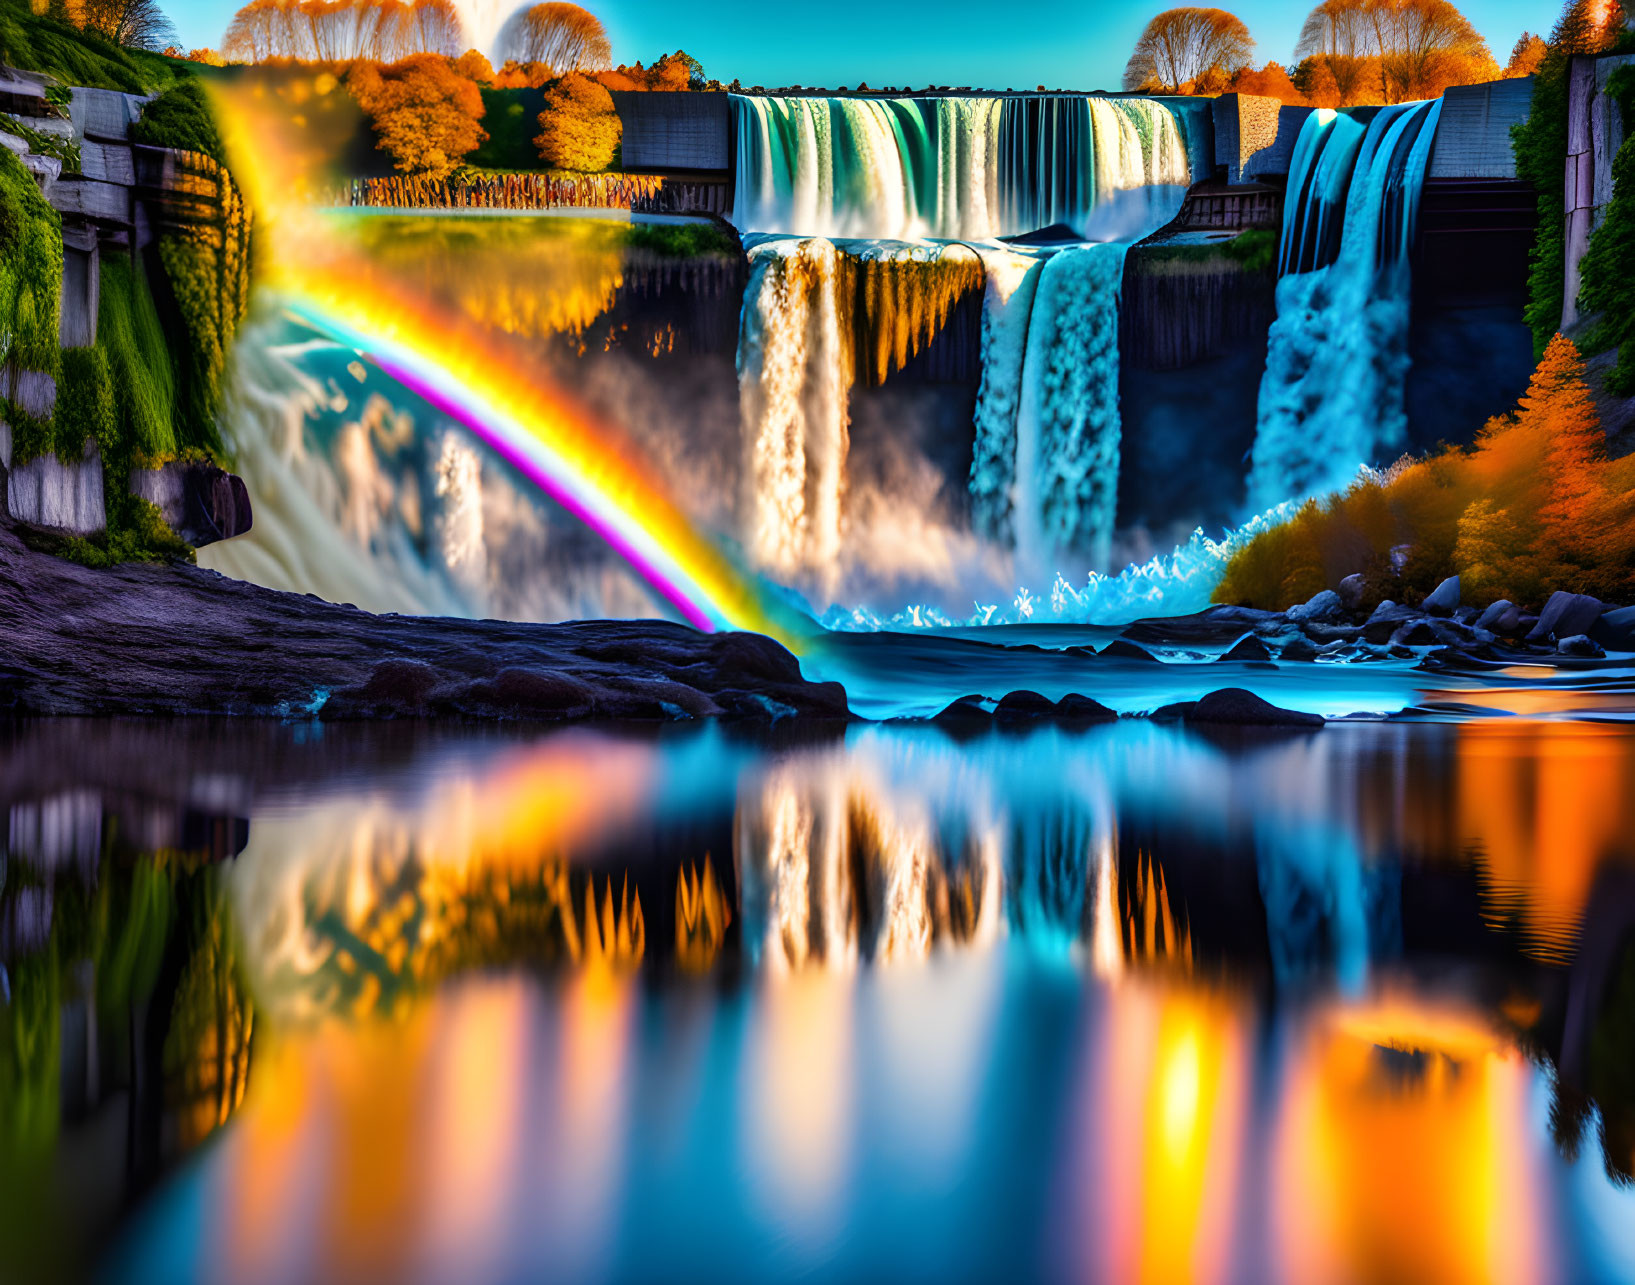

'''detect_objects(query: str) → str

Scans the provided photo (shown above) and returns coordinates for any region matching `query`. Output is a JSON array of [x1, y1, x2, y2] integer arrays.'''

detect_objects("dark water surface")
[[4, 716, 1635, 1283]]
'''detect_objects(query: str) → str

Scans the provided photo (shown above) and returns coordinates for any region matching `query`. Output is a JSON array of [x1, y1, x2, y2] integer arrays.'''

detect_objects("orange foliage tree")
[[1229, 60, 1308, 102], [534, 70, 619, 170], [1215, 335, 1635, 610], [1505, 31, 1548, 76], [1293, 0, 1498, 104], [347, 52, 487, 178], [1122, 7, 1256, 92], [223, 0, 467, 62], [595, 50, 699, 91], [497, 2, 611, 73]]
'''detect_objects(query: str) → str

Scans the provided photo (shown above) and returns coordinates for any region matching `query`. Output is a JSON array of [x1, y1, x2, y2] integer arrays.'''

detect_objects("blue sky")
[[166, 0, 1564, 89]]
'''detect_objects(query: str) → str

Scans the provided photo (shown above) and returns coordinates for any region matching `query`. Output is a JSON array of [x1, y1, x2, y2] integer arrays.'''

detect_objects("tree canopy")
[[348, 51, 487, 178], [534, 69, 618, 170], [223, 0, 467, 62], [1294, 0, 1497, 104], [497, 2, 610, 74], [1122, 7, 1255, 93]]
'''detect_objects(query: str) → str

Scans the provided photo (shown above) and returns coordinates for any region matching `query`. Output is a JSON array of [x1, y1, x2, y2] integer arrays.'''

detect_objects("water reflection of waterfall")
[[730, 95, 1192, 241], [1247, 101, 1443, 513]]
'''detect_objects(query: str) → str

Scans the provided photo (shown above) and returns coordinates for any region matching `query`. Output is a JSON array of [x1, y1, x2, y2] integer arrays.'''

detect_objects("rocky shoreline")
[[0, 522, 849, 722]]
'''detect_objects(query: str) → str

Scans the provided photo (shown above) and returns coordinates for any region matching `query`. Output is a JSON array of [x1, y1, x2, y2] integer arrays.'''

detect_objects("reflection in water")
[[4, 719, 1635, 1281]]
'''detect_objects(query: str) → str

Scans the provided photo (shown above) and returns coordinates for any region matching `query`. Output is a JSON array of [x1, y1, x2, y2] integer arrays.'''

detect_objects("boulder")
[[1557, 634, 1606, 658], [993, 689, 1056, 722], [1527, 591, 1604, 643], [1286, 589, 1346, 625], [1184, 687, 1323, 728], [1303, 623, 1363, 644], [1119, 605, 1278, 646], [1337, 573, 1367, 611], [1220, 633, 1273, 662], [1475, 599, 1514, 631], [1590, 605, 1635, 651], [1279, 636, 1320, 662], [1421, 575, 1460, 616], [932, 694, 992, 725], [1054, 693, 1118, 723], [1100, 638, 1161, 663], [1391, 620, 1441, 647], [130, 461, 254, 547]]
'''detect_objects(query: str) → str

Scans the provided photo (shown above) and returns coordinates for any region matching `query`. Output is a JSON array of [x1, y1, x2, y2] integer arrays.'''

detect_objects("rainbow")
[[274, 269, 799, 648]]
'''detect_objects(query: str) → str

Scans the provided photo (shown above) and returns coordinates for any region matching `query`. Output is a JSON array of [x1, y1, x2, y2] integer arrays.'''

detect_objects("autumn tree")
[[1122, 7, 1255, 92], [347, 52, 487, 178], [223, 0, 469, 62], [535, 70, 618, 170], [78, 0, 176, 49], [498, 3, 611, 73], [596, 50, 699, 91], [1230, 60, 1307, 102], [1505, 31, 1547, 76], [1294, 0, 1497, 103]]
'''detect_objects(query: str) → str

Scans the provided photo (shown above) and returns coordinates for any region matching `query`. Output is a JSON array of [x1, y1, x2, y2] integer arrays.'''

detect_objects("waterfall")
[[1247, 100, 1443, 513], [969, 242, 1129, 574], [736, 237, 856, 586], [730, 95, 1191, 241]]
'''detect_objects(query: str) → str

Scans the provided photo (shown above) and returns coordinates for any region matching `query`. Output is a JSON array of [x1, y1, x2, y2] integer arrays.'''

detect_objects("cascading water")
[[730, 95, 1192, 240], [1247, 100, 1443, 513], [970, 243, 1130, 574]]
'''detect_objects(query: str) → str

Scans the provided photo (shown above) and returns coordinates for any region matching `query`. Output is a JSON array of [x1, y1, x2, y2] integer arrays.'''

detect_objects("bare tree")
[[497, 2, 611, 74], [1295, 0, 1494, 102], [397, 0, 465, 56], [1122, 7, 1255, 92], [222, 0, 475, 61], [80, 0, 177, 50]]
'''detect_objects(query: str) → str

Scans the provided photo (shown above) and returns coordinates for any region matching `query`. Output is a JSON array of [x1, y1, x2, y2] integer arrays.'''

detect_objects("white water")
[[1247, 101, 1443, 514], [730, 95, 1191, 241]]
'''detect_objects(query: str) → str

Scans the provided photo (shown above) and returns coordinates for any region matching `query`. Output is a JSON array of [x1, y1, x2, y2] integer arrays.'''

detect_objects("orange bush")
[[347, 52, 487, 179], [1215, 336, 1635, 609], [535, 71, 619, 172], [1229, 60, 1307, 102]]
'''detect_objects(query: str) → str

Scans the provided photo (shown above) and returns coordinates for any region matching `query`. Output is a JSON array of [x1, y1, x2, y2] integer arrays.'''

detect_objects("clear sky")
[[165, 0, 1564, 90]]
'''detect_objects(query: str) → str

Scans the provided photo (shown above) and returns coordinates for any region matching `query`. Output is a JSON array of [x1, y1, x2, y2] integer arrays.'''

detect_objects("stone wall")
[[609, 92, 731, 171], [1429, 77, 1533, 179], [1564, 53, 1634, 328]]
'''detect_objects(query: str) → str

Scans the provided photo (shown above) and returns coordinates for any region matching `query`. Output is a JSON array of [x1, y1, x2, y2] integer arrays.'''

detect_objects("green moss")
[[1223, 227, 1278, 273], [157, 234, 229, 456], [0, 116, 78, 172], [51, 343, 113, 459], [97, 256, 176, 463], [56, 498, 191, 567], [624, 220, 736, 257], [129, 80, 226, 166], [0, 146, 62, 381]]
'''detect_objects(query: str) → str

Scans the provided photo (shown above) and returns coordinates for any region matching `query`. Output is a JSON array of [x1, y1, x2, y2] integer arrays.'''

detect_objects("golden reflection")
[[855, 246, 985, 386], [1455, 723, 1635, 962], [1123, 848, 1193, 969], [1276, 995, 1547, 1285], [676, 858, 732, 975]]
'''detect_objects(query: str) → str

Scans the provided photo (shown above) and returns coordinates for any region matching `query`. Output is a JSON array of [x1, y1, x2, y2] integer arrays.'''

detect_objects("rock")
[[1527, 591, 1604, 643], [1286, 589, 1346, 625], [1453, 606, 1479, 625], [932, 694, 992, 724], [1557, 634, 1605, 658], [1590, 605, 1635, 651], [131, 462, 255, 547], [1220, 633, 1273, 662], [1337, 573, 1367, 610], [1119, 605, 1278, 646], [1184, 688, 1323, 728], [1391, 620, 1440, 647], [1303, 623, 1362, 644], [1389, 544, 1412, 572], [1063, 644, 1098, 658], [1279, 636, 1320, 662], [1100, 638, 1161, 663], [1149, 700, 1196, 721], [1054, 693, 1118, 723], [0, 520, 850, 722], [1421, 575, 1460, 616], [994, 689, 1056, 722], [1475, 599, 1514, 631]]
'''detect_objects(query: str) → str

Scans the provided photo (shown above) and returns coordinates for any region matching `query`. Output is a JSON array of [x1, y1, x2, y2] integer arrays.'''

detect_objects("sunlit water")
[[3, 717, 1635, 1283]]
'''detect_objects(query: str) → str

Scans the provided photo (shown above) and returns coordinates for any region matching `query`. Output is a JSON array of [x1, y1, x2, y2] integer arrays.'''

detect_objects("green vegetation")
[[129, 80, 227, 166], [625, 219, 736, 257], [0, 115, 79, 172], [0, 0, 188, 94], [468, 86, 548, 169], [98, 256, 177, 460], [158, 234, 233, 456], [0, 147, 61, 380], [1223, 226, 1278, 272]]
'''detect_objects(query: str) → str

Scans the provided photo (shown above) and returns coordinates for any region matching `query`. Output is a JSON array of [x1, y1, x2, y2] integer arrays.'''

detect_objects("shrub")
[[535, 71, 618, 172], [129, 79, 226, 165]]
